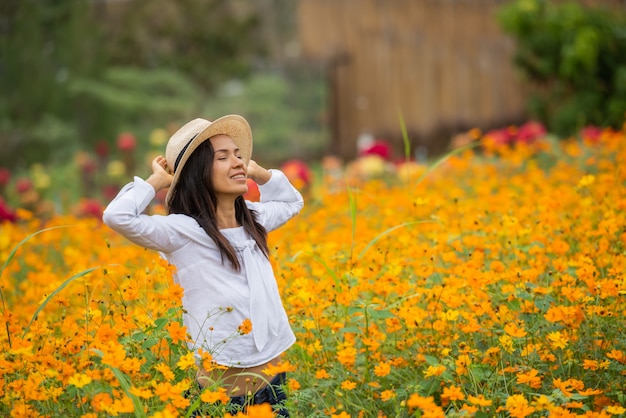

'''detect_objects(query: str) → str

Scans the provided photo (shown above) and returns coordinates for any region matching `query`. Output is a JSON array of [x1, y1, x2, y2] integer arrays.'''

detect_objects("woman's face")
[[209, 134, 248, 199]]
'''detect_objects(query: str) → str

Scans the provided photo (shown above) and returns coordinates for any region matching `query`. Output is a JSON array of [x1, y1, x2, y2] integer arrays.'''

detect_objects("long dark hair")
[[167, 140, 269, 270]]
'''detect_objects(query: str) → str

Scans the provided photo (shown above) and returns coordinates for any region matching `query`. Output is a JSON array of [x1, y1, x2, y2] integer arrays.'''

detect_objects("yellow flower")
[[176, 352, 196, 370], [547, 331, 569, 349], [577, 174, 595, 188], [499, 335, 515, 354], [68, 373, 92, 389], [423, 364, 446, 378], [607, 405, 626, 415]]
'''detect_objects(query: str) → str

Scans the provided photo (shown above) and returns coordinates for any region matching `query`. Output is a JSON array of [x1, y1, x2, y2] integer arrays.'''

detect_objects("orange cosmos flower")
[[341, 380, 357, 390], [154, 363, 175, 381], [516, 368, 542, 389], [468, 394, 492, 406], [262, 360, 296, 376], [166, 320, 188, 344], [380, 390, 396, 401], [287, 378, 300, 391], [374, 361, 391, 377], [238, 318, 252, 335], [200, 387, 230, 404], [336, 342, 357, 368], [505, 394, 536, 418], [129, 386, 153, 399], [606, 349, 625, 363], [243, 403, 275, 418], [100, 341, 127, 368], [441, 385, 465, 401], [504, 321, 528, 338]]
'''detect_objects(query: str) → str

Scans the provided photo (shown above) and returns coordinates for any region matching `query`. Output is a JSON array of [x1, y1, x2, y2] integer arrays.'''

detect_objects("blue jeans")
[[228, 372, 289, 417]]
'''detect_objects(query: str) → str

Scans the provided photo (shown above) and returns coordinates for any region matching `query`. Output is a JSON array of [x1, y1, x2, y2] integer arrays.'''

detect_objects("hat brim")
[[165, 114, 252, 208]]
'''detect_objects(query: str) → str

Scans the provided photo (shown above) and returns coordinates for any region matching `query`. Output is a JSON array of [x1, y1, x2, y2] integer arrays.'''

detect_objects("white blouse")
[[102, 169, 304, 367]]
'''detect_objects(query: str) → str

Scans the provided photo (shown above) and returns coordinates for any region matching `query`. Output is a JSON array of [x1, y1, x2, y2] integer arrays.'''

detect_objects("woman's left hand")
[[247, 160, 272, 185]]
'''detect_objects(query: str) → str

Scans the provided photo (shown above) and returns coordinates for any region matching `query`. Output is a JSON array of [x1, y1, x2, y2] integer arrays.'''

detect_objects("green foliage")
[[202, 71, 328, 165], [0, 0, 104, 168], [498, 0, 626, 136], [0, 0, 264, 171]]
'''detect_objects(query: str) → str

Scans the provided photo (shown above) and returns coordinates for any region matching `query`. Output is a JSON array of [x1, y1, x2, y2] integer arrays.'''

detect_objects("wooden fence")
[[297, 0, 623, 159]]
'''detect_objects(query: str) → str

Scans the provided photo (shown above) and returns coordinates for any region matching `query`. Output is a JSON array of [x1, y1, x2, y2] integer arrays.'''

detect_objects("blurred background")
[[1, 0, 625, 216]]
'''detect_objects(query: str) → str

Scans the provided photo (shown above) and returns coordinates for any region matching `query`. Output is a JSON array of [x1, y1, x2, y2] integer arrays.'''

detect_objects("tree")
[[0, 0, 263, 170], [498, 0, 626, 136]]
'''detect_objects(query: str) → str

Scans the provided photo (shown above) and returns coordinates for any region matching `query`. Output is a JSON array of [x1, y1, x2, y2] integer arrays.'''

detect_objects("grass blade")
[[398, 109, 411, 162], [1, 225, 74, 279], [1, 225, 75, 347], [22, 266, 99, 337], [357, 220, 437, 260], [90, 348, 146, 418], [414, 141, 480, 187]]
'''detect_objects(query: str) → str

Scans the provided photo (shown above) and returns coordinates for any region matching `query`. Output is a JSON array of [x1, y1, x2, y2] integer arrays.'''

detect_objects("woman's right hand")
[[147, 155, 173, 192]]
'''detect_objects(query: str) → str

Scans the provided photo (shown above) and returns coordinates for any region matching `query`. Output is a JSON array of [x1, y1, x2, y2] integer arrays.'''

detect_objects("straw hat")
[[164, 115, 253, 207]]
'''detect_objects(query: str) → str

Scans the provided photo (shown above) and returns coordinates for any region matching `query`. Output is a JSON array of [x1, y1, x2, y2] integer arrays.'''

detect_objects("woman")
[[103, 115, 303, 416]]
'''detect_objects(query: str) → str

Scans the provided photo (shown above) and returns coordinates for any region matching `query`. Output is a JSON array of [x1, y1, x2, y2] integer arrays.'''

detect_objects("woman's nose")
[[231, 154, 243, 166]]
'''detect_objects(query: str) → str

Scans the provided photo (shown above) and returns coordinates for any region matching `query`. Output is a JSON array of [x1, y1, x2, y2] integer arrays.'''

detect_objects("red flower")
[[116, 133, 137, 151], [244, 178, 260, 202], [95, 141, 110, 158], [15, 178, 33, 194], [78, 199, 103, 219], [281, 160, 312, 188], [516, 121, 546, 144], [581, 125, 602, 143], [0, 197, 16, 223], [360, 140, 392, 160], [0, 168, 10, 187]]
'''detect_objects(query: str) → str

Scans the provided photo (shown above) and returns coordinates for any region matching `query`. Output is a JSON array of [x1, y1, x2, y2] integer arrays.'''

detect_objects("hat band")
[[173, 133, 199, 173]]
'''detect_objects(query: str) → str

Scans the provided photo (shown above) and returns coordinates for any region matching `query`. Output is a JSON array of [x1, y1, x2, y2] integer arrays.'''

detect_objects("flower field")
[[1, 125, 626, 417]]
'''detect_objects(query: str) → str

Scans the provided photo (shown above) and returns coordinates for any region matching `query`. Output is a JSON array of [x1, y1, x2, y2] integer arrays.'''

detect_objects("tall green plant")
[[498, 0, 626, 136]]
